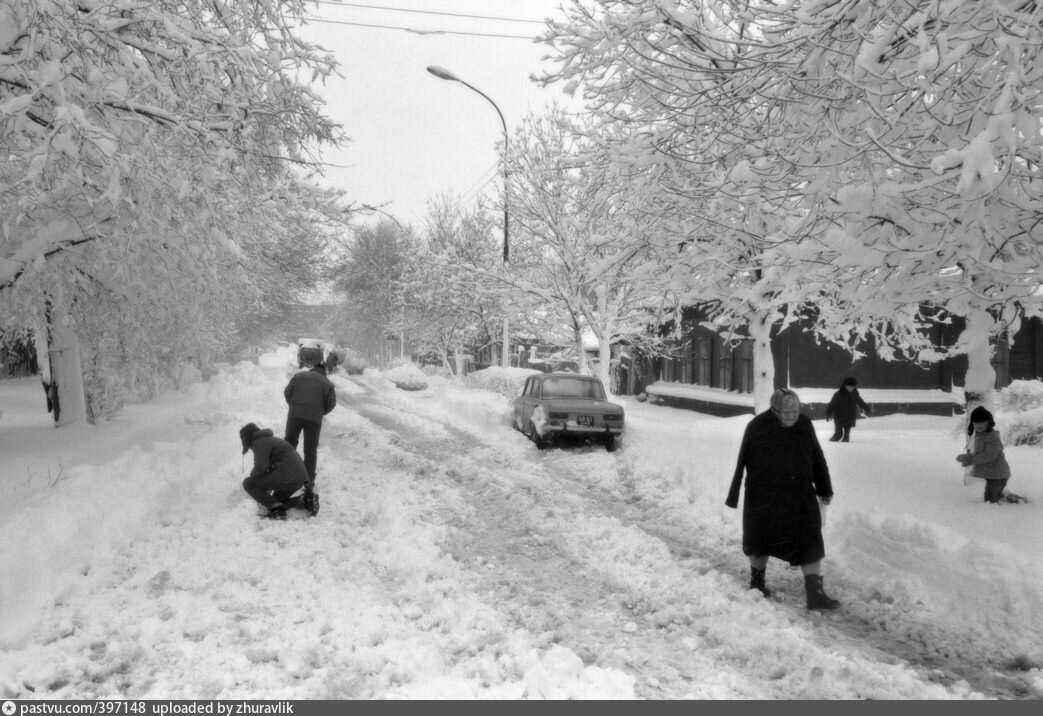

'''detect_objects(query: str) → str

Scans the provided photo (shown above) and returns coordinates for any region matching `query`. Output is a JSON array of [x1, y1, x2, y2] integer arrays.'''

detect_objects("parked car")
[[512, 372, 624, 452], [296, 338, 326, 368]]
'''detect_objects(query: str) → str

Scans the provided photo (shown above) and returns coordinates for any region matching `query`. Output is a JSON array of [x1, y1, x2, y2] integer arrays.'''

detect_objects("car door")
[[517, 376, 539, 430], [514, 377, 531, 428]]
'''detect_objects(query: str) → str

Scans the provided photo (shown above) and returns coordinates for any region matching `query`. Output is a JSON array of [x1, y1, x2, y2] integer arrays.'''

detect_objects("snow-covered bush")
[[421, 364, 452, 378], [173, 361, 204, 390], [998, 409, 1043, 447], [340, 348, 368, 375], [383, 362, 428, 391], [995, 380, 1043, 446], [996, 380, 1043, 413], [463, 366, 539, 399]]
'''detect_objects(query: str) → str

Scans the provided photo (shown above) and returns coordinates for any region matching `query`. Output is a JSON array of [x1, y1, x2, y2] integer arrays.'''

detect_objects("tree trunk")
[[592, 288, 615, 391], [597, 336, 612, 394], [573, 327, 589, 375], [453, 345, 465, 378], [961, 307, 996, 414], [47, 305, 88, 427], [750, 311, 775, 415], [501, 316, 509, 369], [33, 326, 54, 413]]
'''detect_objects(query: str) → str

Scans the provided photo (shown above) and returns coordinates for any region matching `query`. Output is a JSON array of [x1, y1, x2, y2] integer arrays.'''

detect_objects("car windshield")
[[542, 377, 605, 400]]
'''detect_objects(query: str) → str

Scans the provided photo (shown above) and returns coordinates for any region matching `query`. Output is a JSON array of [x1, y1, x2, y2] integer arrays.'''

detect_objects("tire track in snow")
[[540, 438, 1040, 700], [341, 381, 762, 698], [340, 379, 1036, 699]]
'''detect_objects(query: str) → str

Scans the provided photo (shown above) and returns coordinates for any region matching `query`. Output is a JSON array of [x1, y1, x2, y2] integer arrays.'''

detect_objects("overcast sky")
[[296, 0, 576, 229]]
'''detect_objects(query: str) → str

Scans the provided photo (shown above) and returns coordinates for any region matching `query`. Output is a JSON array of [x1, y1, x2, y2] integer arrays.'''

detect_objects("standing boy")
[[825, 377, 871, 442], [284, 361, 336, 513]]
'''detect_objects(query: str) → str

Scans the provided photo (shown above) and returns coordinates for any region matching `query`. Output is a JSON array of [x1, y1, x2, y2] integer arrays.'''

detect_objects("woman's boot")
[[804, 574, 840, 610], [750, 567, 770, 598]]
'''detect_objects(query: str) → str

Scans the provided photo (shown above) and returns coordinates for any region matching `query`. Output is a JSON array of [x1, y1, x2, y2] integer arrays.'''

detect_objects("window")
[[542, 378, 605, 400], [717, 342, 733, 390], [695, 336, 712, 385], [992, 335, 1010, 388], [735, 340, 754, 393]]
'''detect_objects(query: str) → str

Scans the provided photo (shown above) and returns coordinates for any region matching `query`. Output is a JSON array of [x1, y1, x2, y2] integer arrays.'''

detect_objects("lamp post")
[[427, 65, 510, 369]]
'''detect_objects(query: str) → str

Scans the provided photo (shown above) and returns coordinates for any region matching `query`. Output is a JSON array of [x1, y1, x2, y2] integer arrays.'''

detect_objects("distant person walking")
[[726, 388, 840, 610], [825, 377, 871, 442], [326, 349, 341, 375], [957, 406, 1027, 504], [284, 361, 336, 511]]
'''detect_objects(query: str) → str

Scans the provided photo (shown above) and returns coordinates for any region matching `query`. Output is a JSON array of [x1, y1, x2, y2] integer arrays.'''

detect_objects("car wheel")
[[529, 421, 548, 450]]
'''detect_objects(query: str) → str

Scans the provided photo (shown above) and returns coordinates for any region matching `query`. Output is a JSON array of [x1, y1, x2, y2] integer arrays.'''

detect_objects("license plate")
[[576, 415, 594, 426]]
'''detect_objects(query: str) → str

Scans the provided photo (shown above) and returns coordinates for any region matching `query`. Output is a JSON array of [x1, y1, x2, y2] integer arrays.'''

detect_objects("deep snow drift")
[[1, 346, 1041, 699]]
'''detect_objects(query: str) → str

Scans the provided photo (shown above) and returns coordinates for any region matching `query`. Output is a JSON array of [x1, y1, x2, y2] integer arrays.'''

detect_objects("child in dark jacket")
[[283, 363, 336, 511], [956, 406, 1027, 504], [239, 422, 312, 519], [825, 377, 871, 442]]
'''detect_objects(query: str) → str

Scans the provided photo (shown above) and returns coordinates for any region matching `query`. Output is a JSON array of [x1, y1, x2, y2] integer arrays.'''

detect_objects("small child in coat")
[[956, 406, 1026, 504], [825, 377, 871, 442], [239, 422, 314, 519]]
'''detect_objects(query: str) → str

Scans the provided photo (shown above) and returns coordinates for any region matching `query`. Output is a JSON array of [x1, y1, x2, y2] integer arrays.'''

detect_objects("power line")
[[311, 1, 547, 24], [302, 16, 539, 40], [462, 161, 502, 205]]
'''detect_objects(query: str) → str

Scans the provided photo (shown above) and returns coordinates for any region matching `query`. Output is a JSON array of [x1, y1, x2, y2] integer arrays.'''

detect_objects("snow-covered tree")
[[781, 0, 1043, 410], [504, 107, 681, 391], [331, 219, 415, 366], [537, 4, 856, 408], [541, 0, 1043, 410], [400, 194, 505, 376], [0, 0, 346, 423]]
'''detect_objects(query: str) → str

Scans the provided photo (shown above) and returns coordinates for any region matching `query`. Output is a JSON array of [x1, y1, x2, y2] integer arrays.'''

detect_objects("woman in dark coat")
[[825, 377, 871, 442], [726, 389, 840, 610]]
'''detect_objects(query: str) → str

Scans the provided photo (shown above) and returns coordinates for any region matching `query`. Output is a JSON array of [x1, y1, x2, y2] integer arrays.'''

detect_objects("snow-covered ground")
[[1, 346, 1041, 700]]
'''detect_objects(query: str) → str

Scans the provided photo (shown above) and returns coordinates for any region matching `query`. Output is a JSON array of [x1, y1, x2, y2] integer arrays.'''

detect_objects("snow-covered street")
[[2, 346, 1042, 699]]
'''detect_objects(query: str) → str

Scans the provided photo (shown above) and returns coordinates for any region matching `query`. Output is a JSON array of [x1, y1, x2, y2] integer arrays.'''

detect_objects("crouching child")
[[240, 422, 319, 519], [956, 406, 1027, 504]]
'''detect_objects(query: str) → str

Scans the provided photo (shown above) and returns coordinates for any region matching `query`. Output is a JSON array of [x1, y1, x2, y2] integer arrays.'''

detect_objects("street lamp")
[[427, 65, 511, 369]]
